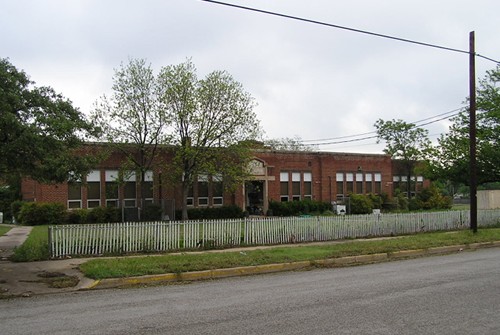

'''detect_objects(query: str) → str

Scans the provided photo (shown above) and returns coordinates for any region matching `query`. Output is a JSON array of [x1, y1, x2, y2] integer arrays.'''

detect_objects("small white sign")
[[336, 205, 346, 215]]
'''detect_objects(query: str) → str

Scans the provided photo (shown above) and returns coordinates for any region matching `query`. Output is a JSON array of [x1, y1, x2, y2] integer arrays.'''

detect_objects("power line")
[[302, 107, 462, 144], [201, 0, 500, 63]]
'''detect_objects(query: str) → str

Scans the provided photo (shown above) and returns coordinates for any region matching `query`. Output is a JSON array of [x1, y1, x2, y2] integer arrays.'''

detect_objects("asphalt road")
[[1, 248, 500, 335]]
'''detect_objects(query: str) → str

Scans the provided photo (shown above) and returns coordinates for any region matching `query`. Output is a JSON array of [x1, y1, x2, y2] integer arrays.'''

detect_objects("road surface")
[[1, 248, 499, 334]]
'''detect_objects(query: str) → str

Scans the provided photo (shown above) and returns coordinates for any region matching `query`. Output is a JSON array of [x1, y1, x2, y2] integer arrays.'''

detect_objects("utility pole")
[[469, 31, 478, 233]]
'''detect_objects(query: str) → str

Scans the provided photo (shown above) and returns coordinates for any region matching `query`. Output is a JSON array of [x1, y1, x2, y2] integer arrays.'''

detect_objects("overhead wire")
[[201, 0, 499, 150], [201, 0, 500, 64], [302, 107, 463, 145]]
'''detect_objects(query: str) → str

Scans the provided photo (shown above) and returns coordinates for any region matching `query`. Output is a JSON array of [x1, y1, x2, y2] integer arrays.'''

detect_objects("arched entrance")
[[245, 180, 264, 215], [243, 158, 275, 216]]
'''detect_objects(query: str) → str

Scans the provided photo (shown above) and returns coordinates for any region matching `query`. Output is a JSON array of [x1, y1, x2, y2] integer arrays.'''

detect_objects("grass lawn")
[[80, 228, 500, 280], [0, 225, 12, 237], [11, 225, 49, 262]]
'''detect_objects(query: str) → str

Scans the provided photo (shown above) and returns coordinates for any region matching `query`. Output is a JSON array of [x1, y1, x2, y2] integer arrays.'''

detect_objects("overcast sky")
[[2, 0, 499, 153]]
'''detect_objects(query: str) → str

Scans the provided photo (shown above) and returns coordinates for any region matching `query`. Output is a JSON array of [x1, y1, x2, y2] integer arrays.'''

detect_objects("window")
[[105, 170, 119, 207], [401, 176, 408, 195], [346, 173, 354, 194], [186, 185, 194, 206], [68, 182, 82, 209], [416, 176, 424, 191], [212, 175, 223, 206], [374, 173, 382, 194], [198, 175, 209, 206], [365, 173, 373, 193], [393, 176, 400, 194], [292, 172, 301, 201], [123, 172, 136, 207], [280, 172, 289, 202], [303, 172, 312, 200], [336, 172, 344, 199], [141, 171, 154, 206], [356, 173, 363, 194], [87, 170, 101, 208]]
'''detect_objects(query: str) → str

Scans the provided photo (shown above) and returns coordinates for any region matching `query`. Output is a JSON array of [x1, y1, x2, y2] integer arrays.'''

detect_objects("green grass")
[[0, 225, 12, 237], [452, 204, 470, 210], [80, 228, 500, 279], [11, 225, 49, 262]]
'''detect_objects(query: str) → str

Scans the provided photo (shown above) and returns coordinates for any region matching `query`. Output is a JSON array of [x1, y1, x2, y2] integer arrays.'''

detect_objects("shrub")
[[367, 193, 383, 209], [66, 209, 88, 224], [87, 206, 121, 223], [349, 194, 374, 214], [268, 199, 332, 216], [18, 202, 66, 226], [414, 186, 453, 210], [0, 186, 19, 220], [142, 204, 162, 221], [175, 205, 245, 220], [10, 200, 24, 222]]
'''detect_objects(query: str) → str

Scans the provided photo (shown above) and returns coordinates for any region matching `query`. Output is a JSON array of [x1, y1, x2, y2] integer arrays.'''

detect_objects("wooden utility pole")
[[469, 31, 478, 233]]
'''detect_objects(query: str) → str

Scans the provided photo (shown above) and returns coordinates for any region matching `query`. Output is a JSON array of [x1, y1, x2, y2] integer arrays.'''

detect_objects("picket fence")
[[48, 209, 500, 258]]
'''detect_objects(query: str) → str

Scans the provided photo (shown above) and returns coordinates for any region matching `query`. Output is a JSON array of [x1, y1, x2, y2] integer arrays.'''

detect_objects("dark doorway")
[[245, 181, 264, 215]]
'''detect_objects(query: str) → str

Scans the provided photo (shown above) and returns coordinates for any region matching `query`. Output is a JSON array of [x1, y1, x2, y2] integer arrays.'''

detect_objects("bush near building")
[[18, 202, 66, 226], [409, 186, 453, 210], [175, 205, 245, 220], [268, 199, 332, 216]]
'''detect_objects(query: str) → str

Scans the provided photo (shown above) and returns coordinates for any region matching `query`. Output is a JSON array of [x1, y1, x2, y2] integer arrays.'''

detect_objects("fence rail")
[[48, 209, 500, 258]]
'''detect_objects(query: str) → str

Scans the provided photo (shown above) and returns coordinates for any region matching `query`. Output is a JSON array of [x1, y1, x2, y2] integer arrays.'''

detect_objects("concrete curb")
[[86, 241, 500, 290]]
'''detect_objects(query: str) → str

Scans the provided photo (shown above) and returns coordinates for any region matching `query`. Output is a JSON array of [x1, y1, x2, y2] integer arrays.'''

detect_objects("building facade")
[[21, 144, 430, 217]]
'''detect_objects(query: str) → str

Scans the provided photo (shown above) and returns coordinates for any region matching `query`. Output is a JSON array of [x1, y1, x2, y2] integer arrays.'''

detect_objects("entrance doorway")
[[245, 180, 264, 215]]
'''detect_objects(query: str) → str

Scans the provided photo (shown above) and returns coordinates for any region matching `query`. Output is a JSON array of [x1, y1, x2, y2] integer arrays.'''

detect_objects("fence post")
[[48, 226, 53, 259]]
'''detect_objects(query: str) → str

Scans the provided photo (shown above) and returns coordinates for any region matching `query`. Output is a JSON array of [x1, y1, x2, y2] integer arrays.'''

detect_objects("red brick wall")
[[21, 144, 408, 210], [253, 150, 393, 204]]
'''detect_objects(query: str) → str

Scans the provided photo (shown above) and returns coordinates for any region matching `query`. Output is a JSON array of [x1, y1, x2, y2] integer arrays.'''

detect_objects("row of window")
[[187, 175, 224, 207], [68, 170, 153, 209], [336, 172, 383, 197], [393, 175, 424, 195], [279, 171, 386, 202], [280, 172, 312, 202], [66, 170, 423, 209]]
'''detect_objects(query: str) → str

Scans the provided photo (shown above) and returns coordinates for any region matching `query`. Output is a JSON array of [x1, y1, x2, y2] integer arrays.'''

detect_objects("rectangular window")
[[187, 185, 194, 206], [365, 173, 373, 193], [105, 170, 119, 207], [336, 172, 344, 198], [303, 172, 312, 200], [374, 173, 382, 194], [356, 173, 363, 194], [346, 173, 354, 194], [87, 170, 101, 208], [416, 176, 424, 191], [212, 175, 223, 206], [280, 172, 289, 202], [68, 182, 82, 209], [141, 171, 154, 206], [123, 172, 136, 208], [198, 175, 209, 206], [393, 176, 400, 194], [292, 172, 301, 201], [401, 176, 408, 195]]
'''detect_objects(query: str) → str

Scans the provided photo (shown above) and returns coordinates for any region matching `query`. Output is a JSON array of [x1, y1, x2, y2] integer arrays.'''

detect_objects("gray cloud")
[[2, 0, 498, 153]]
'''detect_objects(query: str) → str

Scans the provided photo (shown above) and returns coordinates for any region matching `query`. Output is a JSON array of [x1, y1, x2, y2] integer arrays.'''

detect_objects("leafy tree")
[[264, 135, 317, 151], [158, 59, 262, 220], [0, 58, 97, 183], [374, 119, 434, 198], [91, 59, 170, 210], [436, 65, 500, 185]]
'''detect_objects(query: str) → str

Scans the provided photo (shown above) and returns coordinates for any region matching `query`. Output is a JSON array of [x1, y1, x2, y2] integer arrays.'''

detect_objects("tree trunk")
[[407, 170, 412, 199], [181, 179, 189, 221]]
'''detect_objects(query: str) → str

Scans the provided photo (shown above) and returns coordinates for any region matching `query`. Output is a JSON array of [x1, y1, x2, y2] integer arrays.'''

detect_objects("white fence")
[[48, 209, 500, 258]]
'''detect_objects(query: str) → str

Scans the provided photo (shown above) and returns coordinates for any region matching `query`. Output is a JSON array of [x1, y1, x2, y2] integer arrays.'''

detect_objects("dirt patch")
[[36, 271, 80, 288]]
